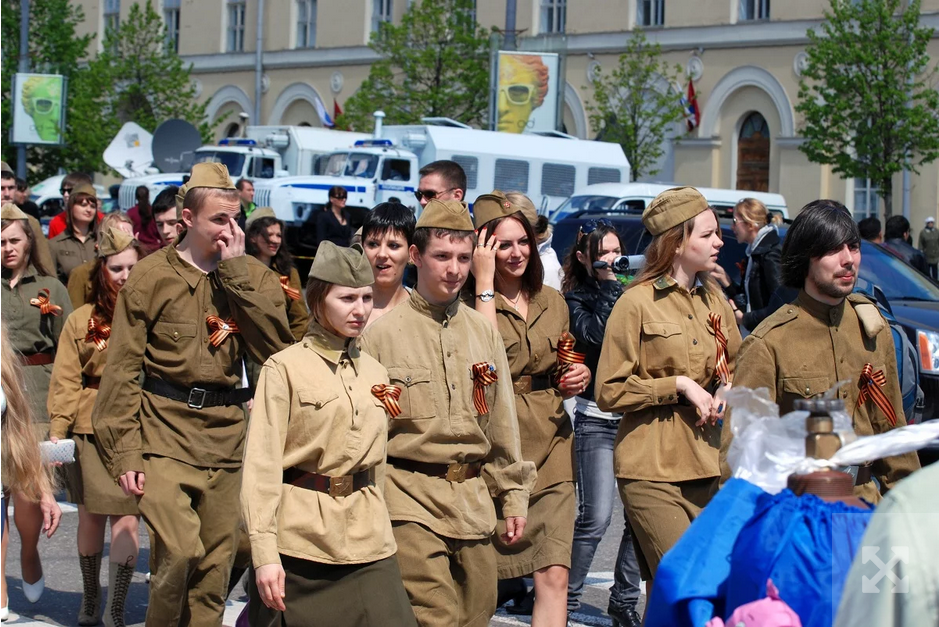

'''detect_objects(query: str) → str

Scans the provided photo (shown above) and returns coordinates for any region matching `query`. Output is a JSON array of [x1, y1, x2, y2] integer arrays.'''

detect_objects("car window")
[[550, 195, 619, 223], [860, 242, 939, 302]]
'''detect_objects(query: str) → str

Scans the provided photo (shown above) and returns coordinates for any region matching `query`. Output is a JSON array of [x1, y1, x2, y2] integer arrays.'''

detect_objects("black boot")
[[609, 604, 642, 627], [496, 577, 528, 610], [505, 588, 535, 615]]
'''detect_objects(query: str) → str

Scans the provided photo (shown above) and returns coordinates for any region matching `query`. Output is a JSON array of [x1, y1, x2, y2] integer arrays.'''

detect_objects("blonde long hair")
[[1, 321, 55, 501], [630, 208, 720, 293]]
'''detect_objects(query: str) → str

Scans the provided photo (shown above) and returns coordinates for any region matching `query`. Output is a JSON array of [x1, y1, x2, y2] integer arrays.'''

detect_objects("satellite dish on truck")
[[151, 119, 202, 173], [103, 122, 154, 178]]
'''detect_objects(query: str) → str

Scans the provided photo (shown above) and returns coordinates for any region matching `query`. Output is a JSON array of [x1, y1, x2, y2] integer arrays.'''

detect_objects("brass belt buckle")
[[446, 463, 468, 483], [329, 475, 354, 497]]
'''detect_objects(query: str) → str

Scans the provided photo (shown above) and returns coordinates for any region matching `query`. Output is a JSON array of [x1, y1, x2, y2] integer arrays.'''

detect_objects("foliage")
[[584, 30, 687, 181], [338, 0, 491, 131], [796, 0, 939, 216]]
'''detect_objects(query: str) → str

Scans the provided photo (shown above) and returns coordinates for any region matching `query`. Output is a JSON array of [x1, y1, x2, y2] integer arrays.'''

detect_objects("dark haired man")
[[93, 162, 293, 626], [152, 186, 181, 247], [882, 215, 928, 275], [236, 177, 256, 218], [359, 199, 534, 627], [14, 177, 40, 220], [1, 165, 54, 271], [415, 160, 467, 208], [719, 200, 919, 504], [857, 216, 883, 243]]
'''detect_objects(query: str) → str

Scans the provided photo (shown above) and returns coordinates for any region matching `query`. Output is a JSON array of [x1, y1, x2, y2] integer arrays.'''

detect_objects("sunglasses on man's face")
[[60, 187, 73, 196], [580, 219, 613, 235], [414, 188, 456, 202]]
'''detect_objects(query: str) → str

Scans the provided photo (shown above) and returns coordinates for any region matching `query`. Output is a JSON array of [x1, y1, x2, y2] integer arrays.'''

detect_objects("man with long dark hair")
[[719, 200, 920, 504]]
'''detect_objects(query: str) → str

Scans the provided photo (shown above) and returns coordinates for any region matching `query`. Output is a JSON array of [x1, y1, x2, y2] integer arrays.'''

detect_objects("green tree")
[[338, 0, 491, 131], [796, 0, 939, 216], [584, 30, 687, 181], [1, 0, 95, 179]]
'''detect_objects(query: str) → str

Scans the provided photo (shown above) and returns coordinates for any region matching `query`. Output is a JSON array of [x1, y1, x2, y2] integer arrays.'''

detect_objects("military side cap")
[[416, 199, 474, 231], [472, 190, 520, 229], [1, 203, 28, 221], [309, 241, 375, 287], [0, 162, 12, 174], [71, 183, 97, 199], [175, 182, 188, 219], [98, 226, 136, 258], [642, 186, 709, 236], [187, 162, 236, 190], [245, 206, 276, 229]]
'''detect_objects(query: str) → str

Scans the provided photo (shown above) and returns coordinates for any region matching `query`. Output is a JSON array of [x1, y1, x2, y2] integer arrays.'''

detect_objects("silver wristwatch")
[[477, 289, 495, 302]]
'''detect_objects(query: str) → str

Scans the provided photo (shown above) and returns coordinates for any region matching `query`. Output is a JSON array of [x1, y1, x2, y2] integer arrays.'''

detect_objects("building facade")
[[73, 0, 939, 226]]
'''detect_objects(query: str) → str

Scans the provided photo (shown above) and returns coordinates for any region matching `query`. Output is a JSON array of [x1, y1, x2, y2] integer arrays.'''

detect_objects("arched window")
[[736, 112, 770, 192], [224, 122, 241, 138]]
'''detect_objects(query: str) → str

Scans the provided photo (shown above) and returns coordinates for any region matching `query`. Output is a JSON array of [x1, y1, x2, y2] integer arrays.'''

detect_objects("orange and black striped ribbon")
[[85, 317, 111, 351], [29, 288, 62, 316], [371, 384, 402, 418], [471, 362, 499, 415], [280, 275, 302, 301], [708, 312, 731, 386], [856, 363, 897, 427], [206, 315, 240, 347], [555, 331, 586, 380]]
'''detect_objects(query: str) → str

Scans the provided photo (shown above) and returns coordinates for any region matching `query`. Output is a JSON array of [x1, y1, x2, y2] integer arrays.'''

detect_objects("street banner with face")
[[12, 73, 66, 145], [495, 52, 560, 134]]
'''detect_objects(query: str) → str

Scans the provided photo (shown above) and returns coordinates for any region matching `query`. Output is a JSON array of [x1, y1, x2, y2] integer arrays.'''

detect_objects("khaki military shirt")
[[48, 304, 108, 438], [92, 242, 294, 477], [282, 267, 309, 341], [496, 287, 573, 492], [66, 259, 95, 308], [596, 276, 742, 482], [25, 215, 55, 276], [242, 323, 397, 568], [359, 290, 536, 540], [2, 267, 73, 424], [50, 229, 96, 283], [719, 291, 920, 501]]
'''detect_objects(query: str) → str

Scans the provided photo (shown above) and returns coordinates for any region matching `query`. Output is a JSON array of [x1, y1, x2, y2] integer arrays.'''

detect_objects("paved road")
[[3, 497, 641, 626]]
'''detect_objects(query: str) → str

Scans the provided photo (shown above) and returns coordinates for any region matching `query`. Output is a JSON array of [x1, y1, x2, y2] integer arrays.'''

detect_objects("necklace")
[[509, 291, 523, 310]]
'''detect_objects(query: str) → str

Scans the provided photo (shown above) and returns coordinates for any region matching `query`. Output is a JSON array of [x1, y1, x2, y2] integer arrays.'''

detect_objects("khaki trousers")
[[138, 455, 242, 627], [393, 521, 497, 627]]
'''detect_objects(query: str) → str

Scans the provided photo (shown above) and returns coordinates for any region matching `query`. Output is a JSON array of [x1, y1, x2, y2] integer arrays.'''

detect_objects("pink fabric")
[[705, 580, 802, 627]]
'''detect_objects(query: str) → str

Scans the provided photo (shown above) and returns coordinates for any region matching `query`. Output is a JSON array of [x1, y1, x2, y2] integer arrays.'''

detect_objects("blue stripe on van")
[[378, 184, 415, 192], [282, 183, 367, 193]]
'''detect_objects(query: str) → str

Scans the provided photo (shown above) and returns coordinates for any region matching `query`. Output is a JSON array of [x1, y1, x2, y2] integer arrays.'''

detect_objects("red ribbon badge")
[[856, 363, 897, 427], [371, 384, 402, 418], [555, 331, 586, 382], [29, 288, 62, 316], [280, 275, 301, 301], [471, 362, 498, 415], [85, 317, 111, 351], [206, 316, 239, 347], [708, 312, 731, 386]]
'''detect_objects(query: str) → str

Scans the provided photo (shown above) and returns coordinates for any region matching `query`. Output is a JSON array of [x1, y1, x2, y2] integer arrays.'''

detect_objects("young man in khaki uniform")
[[93, 163, 294, 626], [720, 200, 920, 503], [358, 199, 536, 627]]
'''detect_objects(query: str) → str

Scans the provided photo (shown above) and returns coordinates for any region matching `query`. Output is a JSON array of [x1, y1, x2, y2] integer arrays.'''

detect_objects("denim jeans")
[[567, 413, 641, 613]]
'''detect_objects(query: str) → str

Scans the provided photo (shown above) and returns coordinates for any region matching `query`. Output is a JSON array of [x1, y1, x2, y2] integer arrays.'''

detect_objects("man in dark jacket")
[[882, 215, 929, 275]]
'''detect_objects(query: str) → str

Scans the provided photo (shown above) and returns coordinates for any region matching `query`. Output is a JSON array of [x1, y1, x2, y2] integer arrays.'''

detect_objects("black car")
[[551, 211, 939, 423]]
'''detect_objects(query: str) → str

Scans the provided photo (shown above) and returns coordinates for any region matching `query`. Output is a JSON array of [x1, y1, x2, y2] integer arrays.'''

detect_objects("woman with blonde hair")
[[595, 187, 742, 599]]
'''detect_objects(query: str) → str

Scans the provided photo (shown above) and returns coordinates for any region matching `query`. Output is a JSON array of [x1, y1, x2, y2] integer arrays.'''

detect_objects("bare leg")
[[2, 499, 9, 609], [531, 564, 570, 627], [77, 506, 107, 556], [12, 493, 44, 584], [107, 516, 139, 567]]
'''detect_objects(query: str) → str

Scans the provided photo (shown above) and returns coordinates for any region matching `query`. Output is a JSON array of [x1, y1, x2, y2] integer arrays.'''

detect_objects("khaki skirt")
[[493, 480, 575, 579], [65, 434, 139, 516]]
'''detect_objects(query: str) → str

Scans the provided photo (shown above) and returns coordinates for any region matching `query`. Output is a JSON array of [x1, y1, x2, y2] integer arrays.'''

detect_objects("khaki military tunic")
[[2, 266, 73, 425], [282, 266, 309, 341], [241, 323, 397, 568], [66, 259, 95, 308], [48, 304, 106, 438], [596, 276, 742, 482], [92, 243, 294, 477], [720, 291, 920, 501], [358, 290, 536, 540], [50, 228, 96, 283]]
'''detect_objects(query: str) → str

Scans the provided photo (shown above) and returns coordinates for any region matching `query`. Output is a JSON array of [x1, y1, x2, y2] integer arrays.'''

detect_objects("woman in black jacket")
[[561, 220, 642, 627], [717, 197, 782, 332]]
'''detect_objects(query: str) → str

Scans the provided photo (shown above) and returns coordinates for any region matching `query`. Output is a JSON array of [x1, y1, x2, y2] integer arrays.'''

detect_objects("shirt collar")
[[2, 265, 39, 288], [652, 274, 704, 294], [408, 288, 461, 323], [305, 321, 360, 369], [797, 289, 846, 324], [165, 240, 208, 289]]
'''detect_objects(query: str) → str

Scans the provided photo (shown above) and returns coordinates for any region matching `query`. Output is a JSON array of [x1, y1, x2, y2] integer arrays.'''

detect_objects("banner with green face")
[[13, 73, 66, 145]]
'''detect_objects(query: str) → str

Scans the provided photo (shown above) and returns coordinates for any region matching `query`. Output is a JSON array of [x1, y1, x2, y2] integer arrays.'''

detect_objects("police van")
[[252, 114, 631, 228]]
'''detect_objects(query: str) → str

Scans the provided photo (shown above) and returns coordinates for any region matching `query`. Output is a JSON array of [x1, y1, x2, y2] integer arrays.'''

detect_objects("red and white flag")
[[684, 79, 700, 132]]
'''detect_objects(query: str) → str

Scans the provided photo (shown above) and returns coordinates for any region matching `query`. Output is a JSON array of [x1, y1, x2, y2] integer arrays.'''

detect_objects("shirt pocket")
[[640, 321, 686, 376], [387, 366, 435, 420], [780, 375, 832, 403], [152, 321, 197, 345]]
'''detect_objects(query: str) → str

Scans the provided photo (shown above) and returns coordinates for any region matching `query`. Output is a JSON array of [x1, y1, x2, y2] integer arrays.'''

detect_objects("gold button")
[[805, 386, 810, 394], [173, 331, 179, 337], [787, 309, 793, 314]]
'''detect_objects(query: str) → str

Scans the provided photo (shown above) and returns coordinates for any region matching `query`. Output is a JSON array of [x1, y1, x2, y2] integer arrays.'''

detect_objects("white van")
[[549, 182, 789, 224]]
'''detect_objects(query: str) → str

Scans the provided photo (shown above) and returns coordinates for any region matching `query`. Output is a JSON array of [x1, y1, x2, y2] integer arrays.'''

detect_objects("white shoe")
[[0, 605, 9, 621], [23, 575, 44, 603]]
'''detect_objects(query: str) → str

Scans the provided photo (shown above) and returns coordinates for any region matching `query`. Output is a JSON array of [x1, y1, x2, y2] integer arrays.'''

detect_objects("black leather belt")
[[142, 378, 252, 409], [387, 456, 482, 483], [82, 375, 101, 389], [283, 467, 374, 497], [513, 375, 552, 395], [855, 464, 873, 486]]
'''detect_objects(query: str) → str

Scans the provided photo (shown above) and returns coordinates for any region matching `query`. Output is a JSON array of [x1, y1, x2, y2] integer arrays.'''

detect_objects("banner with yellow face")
[[495, 52, 560, 134]]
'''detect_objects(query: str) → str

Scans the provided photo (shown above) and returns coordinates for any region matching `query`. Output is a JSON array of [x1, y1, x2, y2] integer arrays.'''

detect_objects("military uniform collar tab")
[[165, 244, 205, 289], [409, 288, 460, 322], [797, 289, 846, 321], [306, 322, 358, 366]]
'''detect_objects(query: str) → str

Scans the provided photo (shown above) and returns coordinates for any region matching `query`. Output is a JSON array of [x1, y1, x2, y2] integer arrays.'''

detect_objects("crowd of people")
[[0, 154, 930, 627]]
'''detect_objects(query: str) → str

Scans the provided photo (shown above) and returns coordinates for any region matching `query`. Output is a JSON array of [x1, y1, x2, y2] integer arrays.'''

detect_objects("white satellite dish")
[[104, 122, 154, 178]]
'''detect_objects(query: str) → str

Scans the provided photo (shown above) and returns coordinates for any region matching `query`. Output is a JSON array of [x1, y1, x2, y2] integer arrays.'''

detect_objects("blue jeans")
[[567, 413, 641, 613]]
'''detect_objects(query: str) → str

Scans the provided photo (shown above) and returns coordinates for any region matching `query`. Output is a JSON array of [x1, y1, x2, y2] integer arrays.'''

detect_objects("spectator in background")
[[858, 216, 883, 243], [236, 178, 256, 218], [918, 216, 938, 280], [127, 185, 161, 252], [313, 186, 352, 253], [414, 160, 466, 208], [882, 215, 929, 275], [48, 172, 101, 239], [50, 184, 101, 283], [14, 178, 40, 221], [151, 186, 181, 248]]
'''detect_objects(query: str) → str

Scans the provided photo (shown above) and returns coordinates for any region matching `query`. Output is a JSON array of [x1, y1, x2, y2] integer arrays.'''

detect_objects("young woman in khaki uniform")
[[471, 191, 591, 626], [49, 183, 100, 284], [1, 203, 73, 603], [595, 187, 742, 597], [48, 228, 143, 627], [242, 241, 416, 627]]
